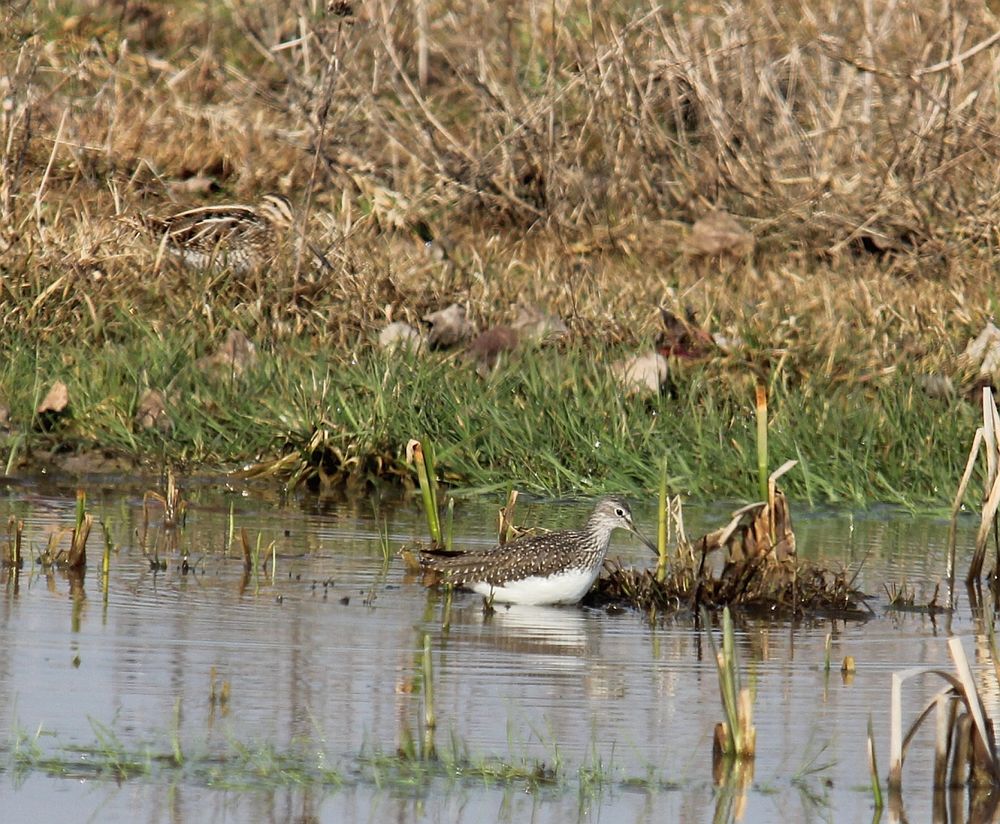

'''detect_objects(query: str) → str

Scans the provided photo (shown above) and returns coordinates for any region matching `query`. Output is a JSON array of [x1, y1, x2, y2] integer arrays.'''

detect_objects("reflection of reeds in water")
[[209, 665, 231, 721], [141, 469, 185, 569], [4, 515, 23, 569], [32, 489, 92, 572], [867, 715, 883, 810], [421, 633, 437, 760], [239, 528, 276, 593]]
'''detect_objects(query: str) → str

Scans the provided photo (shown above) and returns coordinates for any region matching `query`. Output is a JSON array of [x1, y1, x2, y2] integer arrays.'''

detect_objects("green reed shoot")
[[424, 440, 442, 526], [408, 439, 441, 544], [442, 585, 453, 633], [101, 518, 113, 601], [251, 534, 261, 589], [755, 384, 768, 503], [376, 515, 392, 564], [656, 456, 669, 583], [4, 434, 21, 478], [707, 606, 756, 761], [68, 489, 91, 570]]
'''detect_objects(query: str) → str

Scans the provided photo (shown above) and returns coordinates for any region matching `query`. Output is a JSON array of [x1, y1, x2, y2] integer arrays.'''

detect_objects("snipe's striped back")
[[419, 496, 655, 606], [142, 193, 294, 273]]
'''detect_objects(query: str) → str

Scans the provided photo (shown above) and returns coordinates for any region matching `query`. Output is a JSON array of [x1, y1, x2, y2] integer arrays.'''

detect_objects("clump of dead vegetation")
[[590, 472, 871, 619], [1, 1, 998, 364]]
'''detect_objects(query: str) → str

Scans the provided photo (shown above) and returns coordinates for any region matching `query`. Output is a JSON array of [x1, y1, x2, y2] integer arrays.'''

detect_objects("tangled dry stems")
[[1, 0, 998, 388]]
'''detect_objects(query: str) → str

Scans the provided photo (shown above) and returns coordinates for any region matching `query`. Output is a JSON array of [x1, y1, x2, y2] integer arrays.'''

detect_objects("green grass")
[[0, 320, 979, 506], [3, 722, 574, 795], [2, 0, 998, 513], [1, 717, 837, 804]]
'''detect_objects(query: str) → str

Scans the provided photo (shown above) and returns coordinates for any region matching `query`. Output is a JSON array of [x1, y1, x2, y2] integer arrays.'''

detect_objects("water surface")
[[0, 477, 990, 822]]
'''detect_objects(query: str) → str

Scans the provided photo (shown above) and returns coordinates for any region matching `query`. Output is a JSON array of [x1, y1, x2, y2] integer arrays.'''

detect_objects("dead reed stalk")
[[951, 388, 1000, 582], [888, 637, 1000, 795]]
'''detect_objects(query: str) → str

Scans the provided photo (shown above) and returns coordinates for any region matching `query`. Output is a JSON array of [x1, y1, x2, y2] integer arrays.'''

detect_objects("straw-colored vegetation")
[[883, 635, 1000, 807], [593, 474, 871, 618], [2, 0, 999, 501]]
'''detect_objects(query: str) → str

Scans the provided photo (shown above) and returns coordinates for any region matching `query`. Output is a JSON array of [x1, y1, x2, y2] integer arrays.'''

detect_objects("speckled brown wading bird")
[[142, 193, 295, 272], [419, 496, 656, 606]]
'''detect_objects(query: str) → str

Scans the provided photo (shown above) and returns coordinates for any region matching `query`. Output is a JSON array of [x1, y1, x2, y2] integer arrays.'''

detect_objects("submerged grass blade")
[[867, 714, 883, 808]]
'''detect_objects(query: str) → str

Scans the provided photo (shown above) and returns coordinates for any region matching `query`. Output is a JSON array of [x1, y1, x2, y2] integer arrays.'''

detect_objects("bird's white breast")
[[470, 566, 600, 606]]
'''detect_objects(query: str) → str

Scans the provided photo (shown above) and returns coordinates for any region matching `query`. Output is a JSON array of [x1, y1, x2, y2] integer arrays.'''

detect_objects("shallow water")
[[0, 477, 993, 823]]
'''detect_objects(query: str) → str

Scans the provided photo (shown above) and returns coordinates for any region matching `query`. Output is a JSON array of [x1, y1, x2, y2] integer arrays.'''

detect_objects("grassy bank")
[[0, 326, 976, 504], [1, 1, 998, 504]]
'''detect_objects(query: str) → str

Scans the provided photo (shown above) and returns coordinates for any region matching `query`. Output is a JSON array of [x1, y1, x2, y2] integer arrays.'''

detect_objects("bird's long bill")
[[629, 524, 659, 555]]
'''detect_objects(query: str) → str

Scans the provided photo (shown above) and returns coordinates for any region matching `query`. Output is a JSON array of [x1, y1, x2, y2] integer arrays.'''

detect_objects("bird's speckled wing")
[[419, 529, 593, 585], [138, 204, 275, 272], [162, 206, 264, 246]]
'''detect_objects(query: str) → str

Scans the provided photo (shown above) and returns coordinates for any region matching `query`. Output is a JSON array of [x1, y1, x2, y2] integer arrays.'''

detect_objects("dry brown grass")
[[2, 0, 999, 384]]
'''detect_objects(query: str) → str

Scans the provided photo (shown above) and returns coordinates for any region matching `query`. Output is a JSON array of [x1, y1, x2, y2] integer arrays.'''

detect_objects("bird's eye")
[[616, 507, 626, 517]]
